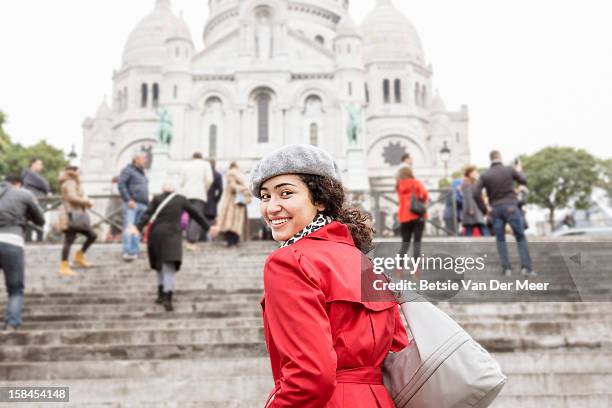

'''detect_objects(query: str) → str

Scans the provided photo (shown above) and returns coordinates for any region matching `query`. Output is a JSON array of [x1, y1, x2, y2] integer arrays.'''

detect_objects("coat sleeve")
[[264, 250, 337, 408], [118, 167, 132, 202], [63, 181, 90, 208], [136, 196, 158, 232], [473, 177, 488, 215], [390, 306, 410, 352], [25, 193, 45, 227], [184, 197, 210, 229]]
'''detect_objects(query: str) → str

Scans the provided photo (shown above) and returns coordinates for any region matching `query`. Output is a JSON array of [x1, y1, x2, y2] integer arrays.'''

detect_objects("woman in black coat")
[[135, 183, 210, 311]]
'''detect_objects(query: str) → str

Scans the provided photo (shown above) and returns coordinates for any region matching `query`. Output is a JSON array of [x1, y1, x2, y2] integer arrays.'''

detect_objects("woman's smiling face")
[[259, 174, 324, 242]]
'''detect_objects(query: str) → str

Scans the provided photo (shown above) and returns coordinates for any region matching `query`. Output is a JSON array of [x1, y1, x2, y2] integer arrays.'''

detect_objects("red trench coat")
[[261, 222, 409, 407]]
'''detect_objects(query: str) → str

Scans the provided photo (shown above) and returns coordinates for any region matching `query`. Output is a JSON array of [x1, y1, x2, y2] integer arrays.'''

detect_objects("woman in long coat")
[[58, 166, 97, 276], [250, 145, 409, 407], [136, 182, 209, 311], [461, 166, 487, 236], [217, 162, 251, 246]]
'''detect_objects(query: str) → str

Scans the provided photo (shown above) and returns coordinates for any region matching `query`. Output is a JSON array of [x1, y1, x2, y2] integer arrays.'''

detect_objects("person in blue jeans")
[[0, 175, 45, 330], [474, 151, 535, 277], [118, 152, 149, 261]]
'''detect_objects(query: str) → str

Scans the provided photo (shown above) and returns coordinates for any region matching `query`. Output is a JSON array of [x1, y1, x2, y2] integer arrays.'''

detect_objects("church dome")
[[360, 0, 424, 64], [122, 0, 192, 66], [95, 99, 112, 119], [430, 91, 447, 113], [336, 15, 360, 38]]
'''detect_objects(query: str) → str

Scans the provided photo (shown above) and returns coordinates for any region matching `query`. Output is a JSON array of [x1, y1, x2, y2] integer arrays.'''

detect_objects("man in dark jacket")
[[200, 160, 223, 241], [0, 175, 45, 330], [474, 150, 534, 277], [118, 152, 149, 261], [21, 158, 50, 242]]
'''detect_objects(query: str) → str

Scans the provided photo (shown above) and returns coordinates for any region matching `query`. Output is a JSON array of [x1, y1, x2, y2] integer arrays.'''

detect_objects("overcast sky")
[[1, 0, 611, 167]]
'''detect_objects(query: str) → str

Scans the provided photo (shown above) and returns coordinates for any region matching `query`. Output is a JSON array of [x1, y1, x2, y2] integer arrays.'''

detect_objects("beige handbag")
[[383, 293, 507, 408]]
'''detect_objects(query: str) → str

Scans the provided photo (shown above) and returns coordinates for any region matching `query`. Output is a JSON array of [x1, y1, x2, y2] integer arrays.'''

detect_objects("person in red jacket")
[[249, 144, 408, 408], [396, 166, 429, 259]]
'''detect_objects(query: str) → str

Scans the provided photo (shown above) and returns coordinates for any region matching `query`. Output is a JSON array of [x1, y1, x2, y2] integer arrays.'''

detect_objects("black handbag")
[[410, 186, 427, 216], [67, 209, 91, 231]]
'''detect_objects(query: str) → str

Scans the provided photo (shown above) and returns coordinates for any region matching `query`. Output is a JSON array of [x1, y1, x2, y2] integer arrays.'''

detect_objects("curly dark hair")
[[298, 174, 374, 253]]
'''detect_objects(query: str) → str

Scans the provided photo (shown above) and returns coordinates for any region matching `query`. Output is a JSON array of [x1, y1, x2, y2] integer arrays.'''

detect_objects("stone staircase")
[[0, 241, 610, 407]]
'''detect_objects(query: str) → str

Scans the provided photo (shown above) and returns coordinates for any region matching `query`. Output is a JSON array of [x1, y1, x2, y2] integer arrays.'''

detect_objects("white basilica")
[[81, 0, 470, 195]]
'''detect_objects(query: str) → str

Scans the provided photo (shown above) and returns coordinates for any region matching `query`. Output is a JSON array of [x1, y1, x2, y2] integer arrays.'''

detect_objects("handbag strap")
[[150, 192, 177, 224]]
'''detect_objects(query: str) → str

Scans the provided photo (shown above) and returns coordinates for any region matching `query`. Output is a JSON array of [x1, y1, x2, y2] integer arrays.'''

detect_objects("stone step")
[[19, 317, 265, 331], [5, 293, 263, 306], [0, 327, 265, 347], [492, 394, 612, 408], [0, 357, 270, 382], [18, 301, 261, 316], [492, 351, 612, 374], [0, 342, 268, 362], [1, 321, 608, 354], [2, 352, 609, 382], [0, 373, 609, 403], [0, 377, 270, 405], [19, 310, 262, 323]]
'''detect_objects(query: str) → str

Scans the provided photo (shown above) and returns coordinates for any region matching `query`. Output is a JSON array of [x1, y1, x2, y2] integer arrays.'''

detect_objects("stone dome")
[[336, 15, 360, 38], [95, 99, 112, 119], [360, 0, 424, 64], [430, 91, 447, 113], [122, 0, 192, 66]]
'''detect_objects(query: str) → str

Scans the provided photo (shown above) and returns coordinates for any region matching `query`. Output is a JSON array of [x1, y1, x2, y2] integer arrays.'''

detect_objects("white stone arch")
[[115, 138, 157, 172], [190, 84, 236, 111], [367, 133, 432, 168], [292, 84, 335, 110], [245, 82, 280, 104]]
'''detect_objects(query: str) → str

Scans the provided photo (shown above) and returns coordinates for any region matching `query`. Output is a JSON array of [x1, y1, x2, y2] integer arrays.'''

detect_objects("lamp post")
[[67, 145, 77, 164], [439, 141, 451, 179]]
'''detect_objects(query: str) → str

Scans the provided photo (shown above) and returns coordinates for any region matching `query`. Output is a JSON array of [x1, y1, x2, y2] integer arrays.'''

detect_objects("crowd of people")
[[395, 149, 535, 277], [0, 151, 254, 328], [1, 145, 537, 332]]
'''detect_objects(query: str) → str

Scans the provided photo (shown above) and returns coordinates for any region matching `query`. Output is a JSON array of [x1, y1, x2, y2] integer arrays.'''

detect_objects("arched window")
[[304, 95, 323, 116], [414, 83, 421, 106], [152, 83, 160, 108], [209, 124, 218, 158], [315, 35, 325, 46], [348, 82, 353, 97], [347, 44, 352, 53], [175, 47, 180, 57], [394, 79, 402, 103], [365, 83, 369, 104], [140, 83, 148, 108], [310, 123, 319, 146], [257, 93, 271, 143], [383, 79, 391, 104], [173, 85, 178, 99]]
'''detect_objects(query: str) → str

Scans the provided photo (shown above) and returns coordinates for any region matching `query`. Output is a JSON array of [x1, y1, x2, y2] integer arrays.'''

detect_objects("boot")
[[74, 250, 92, 268], [155, 285, 164, 305], [163, 291, 174, 312], [59, 261, 77, 277]]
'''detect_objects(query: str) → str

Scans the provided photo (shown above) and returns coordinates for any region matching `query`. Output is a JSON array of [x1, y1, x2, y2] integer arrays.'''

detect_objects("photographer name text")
[[373, 279, 550, 292]]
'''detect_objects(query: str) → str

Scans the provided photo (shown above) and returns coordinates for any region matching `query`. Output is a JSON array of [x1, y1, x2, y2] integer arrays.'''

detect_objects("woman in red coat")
[[396, 166, 429, 259], [249, 145, 409, 407]]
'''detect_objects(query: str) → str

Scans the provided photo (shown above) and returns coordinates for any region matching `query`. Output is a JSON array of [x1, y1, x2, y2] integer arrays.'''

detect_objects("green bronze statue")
[[346, 104, 362, 145], [155, 108, 173, 146]]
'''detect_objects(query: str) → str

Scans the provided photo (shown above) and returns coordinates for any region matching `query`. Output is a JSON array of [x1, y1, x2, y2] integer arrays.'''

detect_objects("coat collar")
[[299, 221, 355, 247]]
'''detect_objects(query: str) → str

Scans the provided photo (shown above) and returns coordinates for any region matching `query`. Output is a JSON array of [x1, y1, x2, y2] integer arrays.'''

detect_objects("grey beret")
[[249, 144, 342, 196]]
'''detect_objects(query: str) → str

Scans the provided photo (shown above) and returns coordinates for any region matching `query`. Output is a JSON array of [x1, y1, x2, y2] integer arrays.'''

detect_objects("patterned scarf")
[[279, 213, 333, 248]]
